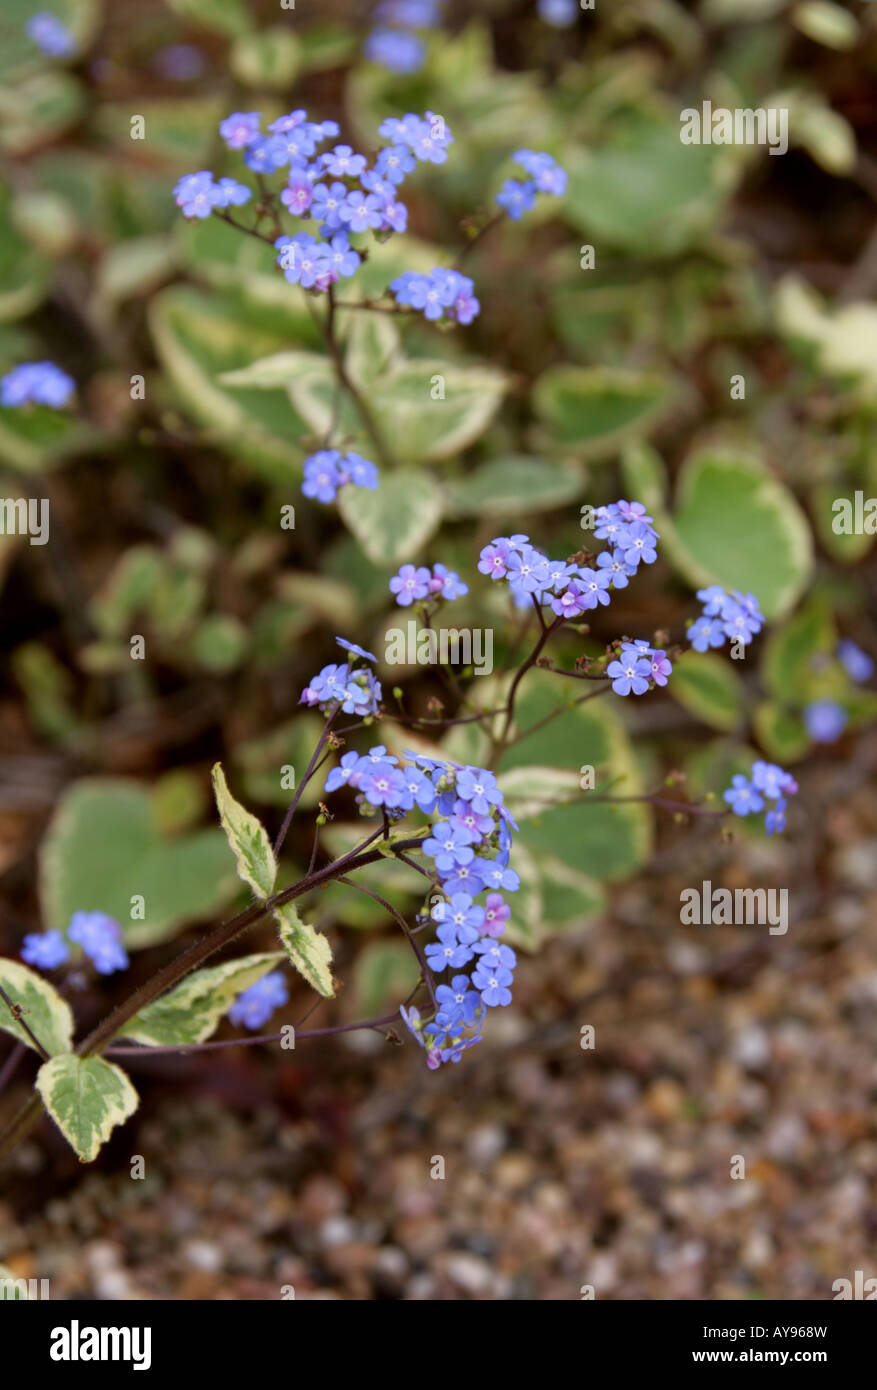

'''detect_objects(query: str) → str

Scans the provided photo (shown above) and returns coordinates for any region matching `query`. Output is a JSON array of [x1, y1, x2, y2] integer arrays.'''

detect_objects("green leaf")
[[165, 0, 252, 38], [538, 857, 606, 934], [0, 405, 98, 475], [119, 952, 284, 1046], [0, 960, 73, 1056], [230, 28, 300, 88], [775, 275, 877, 393], [792, 2, 859, 50], [753, 701, 810, 762], [39, 779, 239, 950], [352, 941, 419, 1017], [337, 469, 443, 565], [192, 615, 248, 672], [36, 1055, 139, 1163], [274, 902, 335, 998], [0, 187, 51, 321], [370, 359, 508, 463], [669, 651, 746, 732], [498, 765, 583, 820], [211, 762, 276, 900], [532, 365, 674, 460], [760, 598, 836, 703], [563, 112, 734, 257], [149, 286, 311, 482], [663, 445, 813, 620], [443, 455, 582, 518], [499, 673, 652, 881], [342, 311, 401, 391], [0, 72, 85, 155]]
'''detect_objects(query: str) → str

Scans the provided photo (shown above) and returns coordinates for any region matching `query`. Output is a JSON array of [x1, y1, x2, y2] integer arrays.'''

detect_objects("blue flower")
[[435, 975, 482, 1025], [173, 170, 221, 219], [302, 450, 343, 502], [214, 177, 251, 208], [361, 762, 408, 808], [596, 549, 632, 588], [364, 28, 426, 72], [751, 761, 791, 799], [538, 0, 579, 26], [512, 149, 567, 196], [722, 775, 764, 816], [338, 189, 384, 233], [473, 939, 517, 972], [376, 145, 417, 184], [765, 797, 788, 837], [219, 111, 261, 149], [448, 799, 493, 844], [68, 912, 129, 975], [20, 929, 69, 970], [688, 615, 726, 652], [425, 924, 475, 972], [398, 764, 438, 813], [389, 563, 431, 605], [228, 971, 288, 1029], [299, 662, 350, 708], [311, 181, 348, 230], [1, 361, 74, 408], [27, 12, 77, 58], [574, 567, 613, 608], [431, 893, 484, 942], [471, 962, 513, 1007], [618, 521, 658, 568], [243, 135, 289, 173], [455, 767, 502, 815], [496, 178, 537, 220], [804, 699, 847, 743], [472, 858, 520, 893], [837, 640, 873, 683], [321, 233, 361, 280], [321, 144, 367, 178], [325, 751, 367, 793], [607, 654, 651, 696], [336, 637, 377, 663], [429, 563, 468, 601]]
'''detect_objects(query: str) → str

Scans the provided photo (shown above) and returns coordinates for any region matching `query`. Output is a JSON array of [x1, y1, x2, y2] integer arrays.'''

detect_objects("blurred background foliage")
[[1, 0, 876, 1024]]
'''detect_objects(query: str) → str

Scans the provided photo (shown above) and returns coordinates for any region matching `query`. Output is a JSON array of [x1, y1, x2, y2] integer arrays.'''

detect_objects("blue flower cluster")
[[322, 746, 520, 1068], [723, 760, 798, 836], [175, 108, 458, 305], [389, 561, 468, 606], [302, 449, 379, 504], [364, 0, 443, 73], [300, 637, 382, 717], [22, 911, 129, 975], [689, 586, 764, 652], [27, 12, 76, 58], [607, 641, 673, 697], [227, 971, 289, 1030], [1, 361, 75, 409], [389, 267, 480, 323], [496, 150, 568, 221], [478, 499, 658, 615]]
